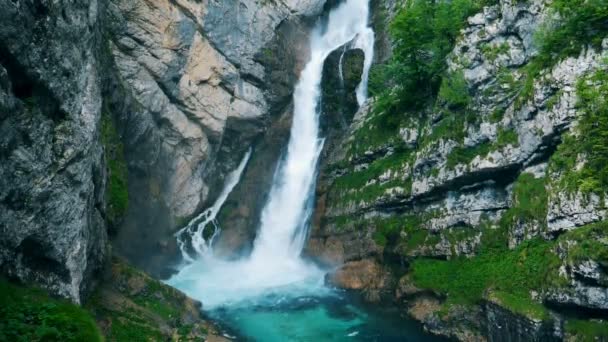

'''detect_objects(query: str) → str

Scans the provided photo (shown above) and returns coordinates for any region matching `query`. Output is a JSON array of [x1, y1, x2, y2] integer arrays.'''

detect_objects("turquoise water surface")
[[206, 291, 449, 342]]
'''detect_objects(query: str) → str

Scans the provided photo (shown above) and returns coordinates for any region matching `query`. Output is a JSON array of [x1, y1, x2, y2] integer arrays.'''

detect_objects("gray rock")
[[0, 0, 106, 303]]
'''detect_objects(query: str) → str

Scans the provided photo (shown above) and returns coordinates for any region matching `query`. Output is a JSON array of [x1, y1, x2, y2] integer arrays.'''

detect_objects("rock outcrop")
[[308, 0, 608, 340], [0, 0, 107, 303], [0, 0, 326, 300], [104, 0, 325, 274]]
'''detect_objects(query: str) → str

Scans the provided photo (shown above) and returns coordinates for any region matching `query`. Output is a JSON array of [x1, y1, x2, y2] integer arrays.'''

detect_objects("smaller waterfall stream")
[[175, 149, 252, 262]]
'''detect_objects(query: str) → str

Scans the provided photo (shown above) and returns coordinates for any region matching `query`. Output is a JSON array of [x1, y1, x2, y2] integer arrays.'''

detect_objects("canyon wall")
[[308, 0, 608, 340], [0, 0, 324, 300]]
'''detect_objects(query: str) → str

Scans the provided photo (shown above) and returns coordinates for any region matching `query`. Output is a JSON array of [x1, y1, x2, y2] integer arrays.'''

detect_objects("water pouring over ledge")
[[168, 0, 375, 309], [162, 1, 443, 340]]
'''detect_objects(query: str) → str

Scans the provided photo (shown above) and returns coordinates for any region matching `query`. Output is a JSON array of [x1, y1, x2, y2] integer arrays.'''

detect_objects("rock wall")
[[103, 0, 326, 274], [308, 0, 608, 340], [0, 0, 326, 299], [0, 0, 106, 303]]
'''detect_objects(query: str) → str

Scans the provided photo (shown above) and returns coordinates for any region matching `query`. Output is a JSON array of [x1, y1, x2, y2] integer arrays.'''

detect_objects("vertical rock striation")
[[0, 0, 106, 303]]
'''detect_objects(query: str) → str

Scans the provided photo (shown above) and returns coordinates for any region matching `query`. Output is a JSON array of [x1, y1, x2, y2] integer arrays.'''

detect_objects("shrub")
[[0, 279, 103, 342]]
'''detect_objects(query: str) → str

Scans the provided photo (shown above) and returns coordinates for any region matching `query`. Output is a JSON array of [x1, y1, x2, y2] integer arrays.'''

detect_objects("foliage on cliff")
[[550, 66, 608, 194], [101, 113, 129, 228], [518, 0, 608, 104], [369, 0, 494, 112], [86, 258, 213, 342], [0, 279, 103, 342]]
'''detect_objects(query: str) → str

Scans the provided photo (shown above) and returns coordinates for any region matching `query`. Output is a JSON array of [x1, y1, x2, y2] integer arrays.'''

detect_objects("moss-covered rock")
[[0, 279, 103, 342], [86, 257, 227, 342]]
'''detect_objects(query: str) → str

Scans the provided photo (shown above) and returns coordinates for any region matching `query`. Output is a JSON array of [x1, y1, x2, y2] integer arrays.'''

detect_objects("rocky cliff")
[[308, 0, 608, 340], [105, 0, 326, 274], [0, 0, 325, 300], [0, 0, 107, 303]]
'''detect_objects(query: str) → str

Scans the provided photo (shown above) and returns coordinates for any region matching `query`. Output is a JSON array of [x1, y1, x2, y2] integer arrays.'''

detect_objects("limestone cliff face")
[[0, 0, 106, 303], [103, 0, 326, 274], [0, 0, 325, 299], [308, 0, 608, 340]]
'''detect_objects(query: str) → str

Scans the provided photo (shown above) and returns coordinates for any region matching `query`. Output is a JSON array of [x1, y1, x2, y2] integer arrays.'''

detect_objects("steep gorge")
[[1, 0, 607, 341], [306, 0, 608, 340]]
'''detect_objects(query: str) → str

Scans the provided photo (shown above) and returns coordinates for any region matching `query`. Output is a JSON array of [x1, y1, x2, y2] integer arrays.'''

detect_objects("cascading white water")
[[168, 0, 374, 310], [175, 148, 252, 262]]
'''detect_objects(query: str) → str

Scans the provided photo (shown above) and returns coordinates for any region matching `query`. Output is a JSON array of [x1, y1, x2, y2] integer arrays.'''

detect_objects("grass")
[[411, 238, 560, 317], [445, 127, 519, 169], [446, 142, 492, 169], [0, 279, 103, 342], [561, 221, 608, 265], [328, 149, 414, 207], [549, 66, 608, 196], [566, 319, 608, 341], [499, 173, 548, 237], [86, 258, 209, 342], [410, 219, 608, 322], [516, 0, 608, 107], [101, 113, 129, 226]]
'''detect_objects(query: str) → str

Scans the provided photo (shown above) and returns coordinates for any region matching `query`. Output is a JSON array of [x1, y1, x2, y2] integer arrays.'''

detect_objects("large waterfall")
[[168, 0, 374, 311]]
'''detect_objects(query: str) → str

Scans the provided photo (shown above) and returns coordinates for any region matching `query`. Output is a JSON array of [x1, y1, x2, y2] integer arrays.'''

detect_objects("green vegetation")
[[549, 66, 608, 195], [101, 113, 129, 226], [566, 319, 608, 341], [359, 0, 493, 159], [327, 149, 414, 207], [496, 128, 519, 147], [437, 70, 471, 110], [372, 215, 421, 248], [370, 0, 494, 111], [517, 0, 608, 106], [481, 42, 510, 62], [561, 221, 608, 265], [445, 127, 519, 169], [86, 258, 208, 342], [0, 279, 103, 342], [409, 172, 562, 319], [410, 218, 608, 322], [411, 238, 559, 318], [499, 173, 548, 236], [446, 142, 492, 168]]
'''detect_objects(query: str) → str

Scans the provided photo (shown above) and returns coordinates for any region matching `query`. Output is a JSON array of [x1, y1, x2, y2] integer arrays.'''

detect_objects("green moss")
[[496, 127, 519, 147], [516, 0, 608, 106], [101, 113, 129, 225], [437, 70, 471, 110], [446, 142, 492, 169], [560, 221, 608, 265], [86, 258, 209, 342], [501, 172, 548, 231], [329, 150, 414, 206], [0, 279, 103, 342], [489, 107, 506, 123], [411, 220, 608, 321], [411, 238, 560, 309], [481, 42, 510, 62], [445, 127, 519, 169], [549, 66, 608, 196], [490, 291, 549, 320], [566, 319, 608, 341]]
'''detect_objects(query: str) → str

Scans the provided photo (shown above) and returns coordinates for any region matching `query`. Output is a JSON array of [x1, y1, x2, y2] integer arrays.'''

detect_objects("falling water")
[[168, 0, 375, 311], [175, 148, 252, 262]]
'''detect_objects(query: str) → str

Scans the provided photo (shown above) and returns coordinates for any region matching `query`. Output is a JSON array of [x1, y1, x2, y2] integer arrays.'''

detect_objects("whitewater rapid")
[[167, 0, 374, 309]]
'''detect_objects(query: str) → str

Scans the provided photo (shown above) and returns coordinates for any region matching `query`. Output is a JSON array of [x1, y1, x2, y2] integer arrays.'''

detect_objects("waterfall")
[[250, 0, 374, 262], [168, 0, 374, 309], [175, 148, 252, 262]]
